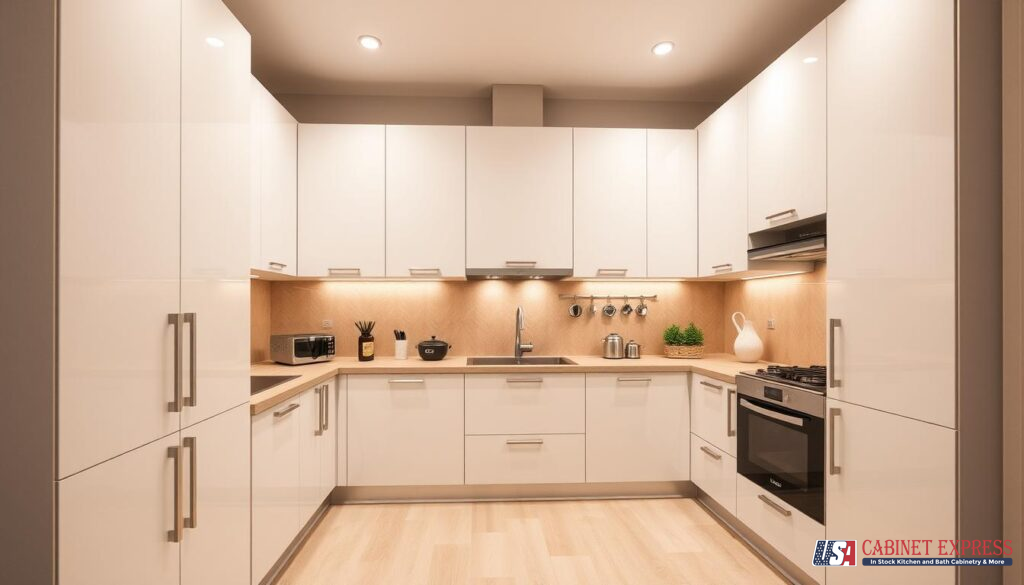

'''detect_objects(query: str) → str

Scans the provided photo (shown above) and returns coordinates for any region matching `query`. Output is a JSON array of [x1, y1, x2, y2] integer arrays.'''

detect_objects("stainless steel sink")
[[466, 356, 577, 366], [250, 375, 301, 395]]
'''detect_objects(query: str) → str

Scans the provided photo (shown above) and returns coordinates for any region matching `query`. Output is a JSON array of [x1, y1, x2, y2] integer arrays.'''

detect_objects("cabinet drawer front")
[[690, 373, 736, 456], [736, 476, 824, 584], [585, 373, 690, 482], [465, 374, 585, 434], [348, 375, 464, 486], [465, 434, 585, 485], [690, 434, 736, 515]]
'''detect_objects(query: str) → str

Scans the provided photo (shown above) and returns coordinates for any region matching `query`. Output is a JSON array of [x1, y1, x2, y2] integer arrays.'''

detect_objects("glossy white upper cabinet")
[[385, 125, 466, 278], [466, 126, 574, 272], [698, 89, 749, 278], [826, 0, 955, 427], [253, 80, 297, 276], [298, 124, 386, 278], [181, 0, 251, 427], [58, 0, 182, 478], [747, 21, 827, 233], [647, 130, 699, 278], [573, 128, 647, 278], [826, 399, 955, 585], [249, 77, 263, 270]]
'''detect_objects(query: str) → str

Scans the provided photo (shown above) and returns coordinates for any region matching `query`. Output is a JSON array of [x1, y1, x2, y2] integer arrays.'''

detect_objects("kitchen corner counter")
[[250, 354, 772, 415]]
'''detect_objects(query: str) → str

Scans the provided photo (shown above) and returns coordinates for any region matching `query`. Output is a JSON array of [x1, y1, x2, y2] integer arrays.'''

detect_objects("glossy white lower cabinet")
[[335, 376, 347, 487], [690, 434, 737, 515], [298, 385, 323, 521], [585, 373, 689, 482], [690, 374, 737, 456], [348, 375, 464, 486], [736, 476, 824, 584], [180, 405, 250, 585], [58, 433, 181, 585], [825, 399, 955, 585], [251, 398, 301, 585], [464, 373, 585, 435], [322, 377, 340, 493], [465, 434, 585, 485]]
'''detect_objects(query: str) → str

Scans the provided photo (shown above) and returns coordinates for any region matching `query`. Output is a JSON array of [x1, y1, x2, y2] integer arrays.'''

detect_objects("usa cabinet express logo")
[[813, 540, 856, 566], [813, 539, 1013, 568]]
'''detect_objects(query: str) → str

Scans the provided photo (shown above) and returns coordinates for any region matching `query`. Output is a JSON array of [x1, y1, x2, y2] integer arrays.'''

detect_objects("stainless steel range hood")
[[748, 214, 827, 262]]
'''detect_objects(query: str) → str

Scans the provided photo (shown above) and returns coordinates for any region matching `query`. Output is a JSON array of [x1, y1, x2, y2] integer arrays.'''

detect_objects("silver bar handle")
[[699, 445, 722, 460], [274, 403, 300, 417], [389, 378, 425, 384], [727, 388, 736, 437], [267, 261, 287, 270], [324, 384, 330, 431], [168, 313, 184, 412], [167, 445, 183, 542], [758, 494, 793, 517], [740, 398, 804, 427], [184, 313, 197, 408], [184, 437, 197, 529], [765, 208, 797, 221], [506, 377, 543, 384], [829, 318, 842, 388], [506, 439, 544, 445], [617, 377, 652, 383], [327, 267, 361, 276], [829, 408, 842, 475], [596, 268, 628, 276], [409, 268, 442, 276], [699, 380, 723, 391], [711, 263, 733, 271], [505, 260, 537, 267], [314, 387, 324, 436]]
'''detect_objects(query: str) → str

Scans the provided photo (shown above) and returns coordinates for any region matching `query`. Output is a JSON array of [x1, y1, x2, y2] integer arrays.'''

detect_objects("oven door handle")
[[739, 398, 805, 427]]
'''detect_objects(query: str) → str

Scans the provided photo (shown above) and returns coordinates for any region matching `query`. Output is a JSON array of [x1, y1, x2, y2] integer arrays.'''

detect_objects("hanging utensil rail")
[[557, 294, 658, 301]]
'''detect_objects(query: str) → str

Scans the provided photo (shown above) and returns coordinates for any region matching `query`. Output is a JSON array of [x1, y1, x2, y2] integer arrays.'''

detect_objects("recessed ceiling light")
[[803, 56, 819, 64], [652, 41, 674, 56], [358, 35, 382, 50], [205, 37, 225, 48]]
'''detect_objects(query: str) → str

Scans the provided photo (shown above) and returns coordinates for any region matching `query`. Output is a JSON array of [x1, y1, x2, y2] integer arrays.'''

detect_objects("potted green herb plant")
[[663, 322, 705, 359]]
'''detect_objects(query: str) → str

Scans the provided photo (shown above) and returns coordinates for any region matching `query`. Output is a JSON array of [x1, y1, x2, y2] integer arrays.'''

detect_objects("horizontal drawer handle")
[[699, 445, 722, 460], [699, 380, 723, 391], [505, 260, 537, 267], [328, 267, 361, 276], [506, 377, 543, 384], [273, 403, 299, 417], [758, 494, 793, 517], [506, 439, 544, 445], [617, 377, 652, 383], [711, 263, 732, 271], [408, 268, 442, 276], [765, 208, 797, 221], [597, 268, 628, 276], [389, 378, 425, 384], [267, 261, 287, 270]]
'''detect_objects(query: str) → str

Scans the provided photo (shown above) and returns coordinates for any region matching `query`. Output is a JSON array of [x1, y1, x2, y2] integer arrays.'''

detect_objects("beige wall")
[[276, 92, 718, 129], [723, 263, 827, 366], [251, 279, 272, 363]]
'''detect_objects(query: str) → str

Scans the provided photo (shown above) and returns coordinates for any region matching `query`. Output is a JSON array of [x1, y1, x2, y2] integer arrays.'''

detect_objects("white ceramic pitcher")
[[732, 312, 764, 363]]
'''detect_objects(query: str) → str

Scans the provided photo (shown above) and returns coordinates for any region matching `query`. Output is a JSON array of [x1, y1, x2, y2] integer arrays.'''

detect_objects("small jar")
[[358, 334, 375, 361]]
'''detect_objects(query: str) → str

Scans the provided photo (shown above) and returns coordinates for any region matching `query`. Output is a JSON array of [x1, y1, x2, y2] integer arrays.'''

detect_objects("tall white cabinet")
[[252, 80, 297, 276], [647, 129, 698, 278]]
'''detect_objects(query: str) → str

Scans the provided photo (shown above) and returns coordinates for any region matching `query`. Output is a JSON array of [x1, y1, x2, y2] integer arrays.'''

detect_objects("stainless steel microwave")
[[270, 334, 335, 365]]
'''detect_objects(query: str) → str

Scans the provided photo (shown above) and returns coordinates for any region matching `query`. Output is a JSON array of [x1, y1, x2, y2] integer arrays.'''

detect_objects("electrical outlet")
[[767, 319, 776, 330], [321, 319, 333, 329]]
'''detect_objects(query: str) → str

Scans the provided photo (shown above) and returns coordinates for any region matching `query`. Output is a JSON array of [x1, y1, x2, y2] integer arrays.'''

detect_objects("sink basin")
[[466, 356, 577, 366], [251, 375, 301, 396]]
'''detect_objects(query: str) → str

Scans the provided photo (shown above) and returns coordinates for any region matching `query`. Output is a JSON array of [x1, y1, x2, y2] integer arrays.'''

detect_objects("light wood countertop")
[[250, 353, 773, 415]]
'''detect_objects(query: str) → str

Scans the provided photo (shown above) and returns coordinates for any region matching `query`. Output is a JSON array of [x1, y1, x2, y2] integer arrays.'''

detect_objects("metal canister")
[[625, 340, 641, 359], [602, 333, 625, 359]]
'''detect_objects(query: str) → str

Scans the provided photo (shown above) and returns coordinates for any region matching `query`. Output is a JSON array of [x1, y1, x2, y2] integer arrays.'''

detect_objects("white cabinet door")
[[181, 0, 251, 428], [298, 385, 323, 521], [585, 373, 689, 482], [348, 375, 464, 486], [464, 373, 585, 435], [181, 405, 250, 585], [689, 434, 737, 516], [698, 89, 749, 277], [826, 0, 955, 427], [249, 76, 264, 270], [690, 374, 737, 456], [251, 399, 302, 585], [335, 376, 347, 487], [255, 81, 297, 275], [298, 124, 385, 277], [321, 377, 339, 495], [572, 128, 647, 278], [465, 434, 586, 485], [466, 126, 573, 270], [826, 399, 955, 585], [736, 476, 824, 584], [647, 129, 699, 278], [58, 0, 182, 479], [58, 433, 180, 585], [385, 125, 466, 278], [747, 21, 827, 233]]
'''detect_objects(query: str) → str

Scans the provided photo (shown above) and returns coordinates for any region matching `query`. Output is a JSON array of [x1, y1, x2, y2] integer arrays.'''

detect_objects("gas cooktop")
[[746, 364, 827, 393]]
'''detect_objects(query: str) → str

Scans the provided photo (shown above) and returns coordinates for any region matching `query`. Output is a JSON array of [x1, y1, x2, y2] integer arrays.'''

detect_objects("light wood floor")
[[277, 498, 786, 585]]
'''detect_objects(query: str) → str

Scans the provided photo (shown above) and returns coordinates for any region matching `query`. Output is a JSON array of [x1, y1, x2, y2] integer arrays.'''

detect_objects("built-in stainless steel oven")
[[736, 372, 825, 524]]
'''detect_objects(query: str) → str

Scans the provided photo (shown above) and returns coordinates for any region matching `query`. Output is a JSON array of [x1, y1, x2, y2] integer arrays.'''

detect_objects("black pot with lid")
[[417, 336, 451, 361]]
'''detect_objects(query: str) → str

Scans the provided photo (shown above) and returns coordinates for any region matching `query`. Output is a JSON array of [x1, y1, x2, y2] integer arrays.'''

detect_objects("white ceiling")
[[225, 0, 843, 102]]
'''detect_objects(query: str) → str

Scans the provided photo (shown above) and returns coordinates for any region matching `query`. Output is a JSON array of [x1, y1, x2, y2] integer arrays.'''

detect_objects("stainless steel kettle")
[[602, 333, 625, 359]]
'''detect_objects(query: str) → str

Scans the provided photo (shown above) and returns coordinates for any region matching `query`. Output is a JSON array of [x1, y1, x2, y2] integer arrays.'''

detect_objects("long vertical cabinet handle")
[[184, 313, 197, 407], [167, 445, 183, 542], [315, 387, 324, 436], [324, 385, 330, 431], [727, 388, 737, 437], [829, 408, 842, 476], [184, 437, 197, 529], [828, 318, 842, 389], [168, 314, 184, 412]]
